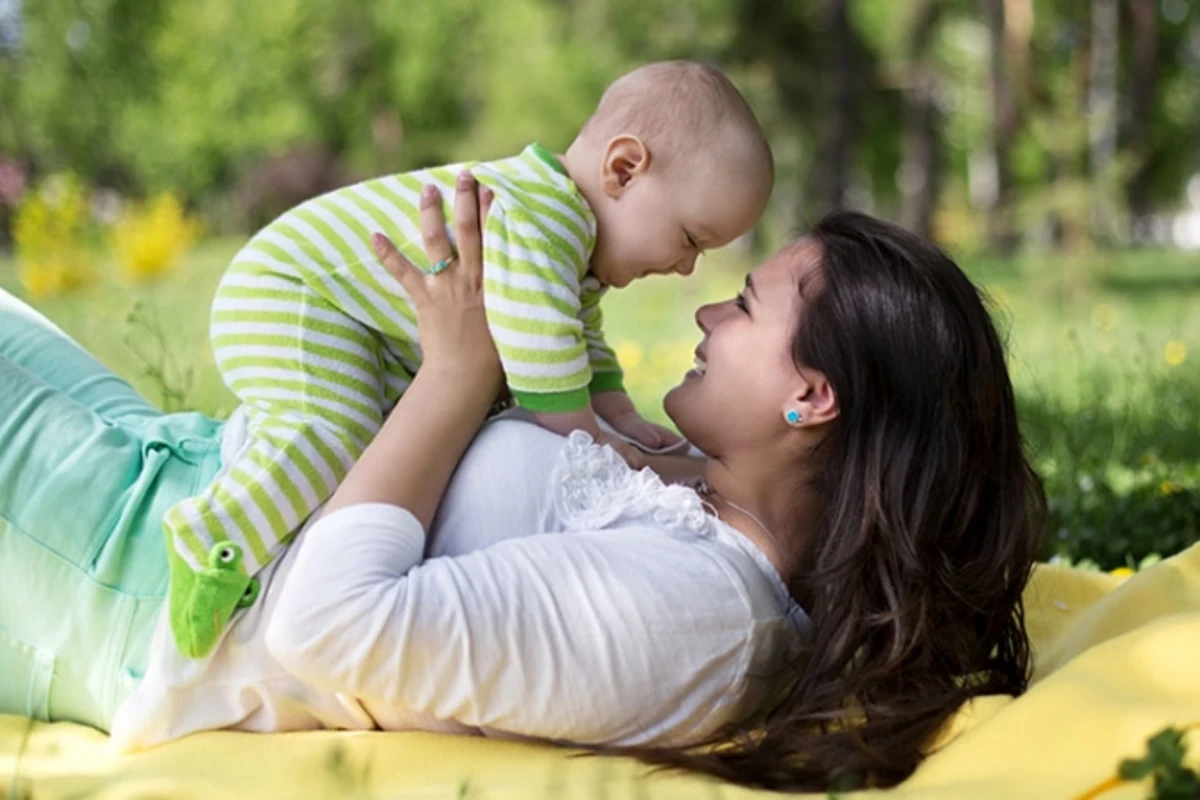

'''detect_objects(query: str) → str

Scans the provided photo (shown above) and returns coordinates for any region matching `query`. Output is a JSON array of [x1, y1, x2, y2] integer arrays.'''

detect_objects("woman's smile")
[[688, 349, 708, 379]]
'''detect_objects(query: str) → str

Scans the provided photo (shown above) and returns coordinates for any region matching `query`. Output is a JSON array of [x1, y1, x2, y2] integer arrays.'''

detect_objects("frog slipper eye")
[[237, 576, 261, 609], [209, 541, 243, 570]]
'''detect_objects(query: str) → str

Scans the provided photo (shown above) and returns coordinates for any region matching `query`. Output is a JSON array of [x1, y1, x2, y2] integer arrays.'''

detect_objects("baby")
[[166, 60, 774, 658]]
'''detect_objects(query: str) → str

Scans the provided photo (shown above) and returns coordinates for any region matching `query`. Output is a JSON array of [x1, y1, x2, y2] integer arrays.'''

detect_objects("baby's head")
[[565, 61, 774, 288]]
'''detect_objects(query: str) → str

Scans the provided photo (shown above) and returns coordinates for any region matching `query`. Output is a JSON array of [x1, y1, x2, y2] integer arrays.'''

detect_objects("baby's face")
[[589, 162, 770, 289]]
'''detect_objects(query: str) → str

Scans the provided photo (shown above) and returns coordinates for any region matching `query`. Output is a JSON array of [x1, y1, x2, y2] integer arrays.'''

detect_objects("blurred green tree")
[[0, 0, 1196, 250]]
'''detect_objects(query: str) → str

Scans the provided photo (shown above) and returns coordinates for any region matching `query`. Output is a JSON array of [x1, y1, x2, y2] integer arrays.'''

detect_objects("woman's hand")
[[371, 171, 500, 390]]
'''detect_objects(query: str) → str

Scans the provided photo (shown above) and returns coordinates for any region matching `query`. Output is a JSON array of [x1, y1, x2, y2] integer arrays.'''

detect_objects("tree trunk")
[[1088, 0, 1119, 242], [1126, 0, 1158, 240], [818, 0, 854, 214], [981, 0, 1018, 254], [901, 0, 944, 239]]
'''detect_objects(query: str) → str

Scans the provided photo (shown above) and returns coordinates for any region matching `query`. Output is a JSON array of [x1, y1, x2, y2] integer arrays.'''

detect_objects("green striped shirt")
[[232, 143, 623, 413]]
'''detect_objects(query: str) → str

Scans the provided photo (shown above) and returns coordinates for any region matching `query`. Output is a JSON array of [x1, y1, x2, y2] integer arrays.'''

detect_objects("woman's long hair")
[[625, 211, 1046, 791]]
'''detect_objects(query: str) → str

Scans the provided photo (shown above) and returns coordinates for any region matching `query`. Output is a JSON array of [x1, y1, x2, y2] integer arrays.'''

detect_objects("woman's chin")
[[662, 387, 712, 458], [662, 378, 694, 432]]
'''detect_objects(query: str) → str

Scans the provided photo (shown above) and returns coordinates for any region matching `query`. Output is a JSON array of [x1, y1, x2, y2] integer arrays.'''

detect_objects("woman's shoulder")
[[547, 431, 807, 625], [548, 430, 712, 533], [436, 420, 809, 631]]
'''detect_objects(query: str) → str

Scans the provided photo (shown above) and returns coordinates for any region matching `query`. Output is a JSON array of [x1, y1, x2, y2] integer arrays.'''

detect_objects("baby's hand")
[[591, 390, 687, 455], [594, 430, 648, 470], [607, 412, 686, 453]]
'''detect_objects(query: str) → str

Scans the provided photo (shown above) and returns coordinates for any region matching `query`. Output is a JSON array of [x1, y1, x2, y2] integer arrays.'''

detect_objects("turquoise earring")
[[785, 409, 803, 426]]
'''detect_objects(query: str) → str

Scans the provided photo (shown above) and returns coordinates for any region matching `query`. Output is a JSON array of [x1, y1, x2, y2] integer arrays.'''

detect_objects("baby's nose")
[[675, 255, 698, 276]]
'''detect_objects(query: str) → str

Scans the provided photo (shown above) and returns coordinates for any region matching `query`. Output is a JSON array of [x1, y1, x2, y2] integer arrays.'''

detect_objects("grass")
[[0, 238, 243, 417], [1, 240, 1197, 567]]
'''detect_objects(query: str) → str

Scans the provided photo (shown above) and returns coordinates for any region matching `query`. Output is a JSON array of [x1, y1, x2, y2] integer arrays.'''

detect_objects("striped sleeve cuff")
[[588, 370, 625, 395], [511, 387, 591, 413]]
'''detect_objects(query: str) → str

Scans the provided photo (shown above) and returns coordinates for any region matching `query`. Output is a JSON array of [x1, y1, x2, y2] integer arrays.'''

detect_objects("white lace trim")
[[552, 432, 813, 638], [551, 431, 715, 536]]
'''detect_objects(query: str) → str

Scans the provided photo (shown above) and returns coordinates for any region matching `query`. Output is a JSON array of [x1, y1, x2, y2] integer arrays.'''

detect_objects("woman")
[[0, 174, 1043, 792]]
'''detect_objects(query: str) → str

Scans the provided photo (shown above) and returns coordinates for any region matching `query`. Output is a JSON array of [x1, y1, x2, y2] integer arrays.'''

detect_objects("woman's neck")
[[700, 453, 817, 584]]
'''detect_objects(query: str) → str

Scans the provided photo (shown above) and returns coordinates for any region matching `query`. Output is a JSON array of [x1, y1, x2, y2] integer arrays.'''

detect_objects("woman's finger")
[[417, 184, 455, 268], [372, 233, 423, 298], [452, 171, 483, 278], [479, 186, 494, 223]]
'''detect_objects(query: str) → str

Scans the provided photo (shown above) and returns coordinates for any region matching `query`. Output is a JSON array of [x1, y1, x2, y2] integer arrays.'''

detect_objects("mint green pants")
[[0, 289, 223, 731]]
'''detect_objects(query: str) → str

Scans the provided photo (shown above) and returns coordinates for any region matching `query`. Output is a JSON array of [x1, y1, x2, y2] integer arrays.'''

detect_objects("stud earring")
[[785, 409, 803, 426]]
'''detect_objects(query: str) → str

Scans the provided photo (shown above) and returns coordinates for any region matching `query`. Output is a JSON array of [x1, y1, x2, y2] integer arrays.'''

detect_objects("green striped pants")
[[162, 254, 415, 658]]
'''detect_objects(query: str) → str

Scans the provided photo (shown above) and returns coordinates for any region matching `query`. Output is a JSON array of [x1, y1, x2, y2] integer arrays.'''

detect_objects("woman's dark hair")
[[623, 211, 1046, 791]]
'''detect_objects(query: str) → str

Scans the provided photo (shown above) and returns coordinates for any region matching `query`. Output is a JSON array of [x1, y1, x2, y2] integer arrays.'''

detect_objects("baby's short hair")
[[579, 60, 772, 176]]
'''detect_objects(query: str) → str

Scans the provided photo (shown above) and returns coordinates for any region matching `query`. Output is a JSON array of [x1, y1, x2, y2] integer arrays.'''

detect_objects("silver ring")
[[427, 256, 455, 275]]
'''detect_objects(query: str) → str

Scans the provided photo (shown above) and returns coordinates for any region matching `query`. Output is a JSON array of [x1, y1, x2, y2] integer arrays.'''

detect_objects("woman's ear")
[[600, 135, 650, 199], [782, 372, 838, 428]]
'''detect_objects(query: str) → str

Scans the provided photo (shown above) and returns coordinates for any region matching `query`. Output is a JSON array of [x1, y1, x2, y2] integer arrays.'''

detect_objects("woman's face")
[[664, 239, 823, 457]]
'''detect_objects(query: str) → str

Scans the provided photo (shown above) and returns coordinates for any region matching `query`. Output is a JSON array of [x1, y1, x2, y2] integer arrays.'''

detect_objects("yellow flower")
[[1163, 340, 1187, 367], [111, 193, 201, 283], [1161, 480, 1182, 496], [614, 340, 644, 371], [1091, 303, 1116, 333], [19, 260, 67, 299], [12, 174, 96, 298], [1108, 566, 1134, 580]]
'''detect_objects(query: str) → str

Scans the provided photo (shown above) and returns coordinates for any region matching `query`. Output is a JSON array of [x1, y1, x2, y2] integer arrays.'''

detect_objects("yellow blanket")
[[4, 543, 1199, 799]]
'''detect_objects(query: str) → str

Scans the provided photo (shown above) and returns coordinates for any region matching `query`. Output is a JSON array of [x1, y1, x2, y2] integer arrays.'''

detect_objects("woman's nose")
[[695, 301, 721, 333]]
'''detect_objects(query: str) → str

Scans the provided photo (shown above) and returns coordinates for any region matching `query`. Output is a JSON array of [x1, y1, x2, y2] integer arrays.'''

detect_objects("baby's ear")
[[600, 134, 650, 198]]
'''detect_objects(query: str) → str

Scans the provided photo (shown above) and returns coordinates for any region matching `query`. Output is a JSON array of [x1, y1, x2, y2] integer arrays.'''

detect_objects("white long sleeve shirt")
[[111, 418, 809, 751]]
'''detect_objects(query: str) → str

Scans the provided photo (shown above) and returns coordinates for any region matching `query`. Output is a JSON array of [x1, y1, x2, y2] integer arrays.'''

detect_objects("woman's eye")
[[685, 233, 698, 249]]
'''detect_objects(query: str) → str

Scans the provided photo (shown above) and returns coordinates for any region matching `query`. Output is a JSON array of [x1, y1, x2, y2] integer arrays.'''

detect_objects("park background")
[[0, 0, 1196, 570]]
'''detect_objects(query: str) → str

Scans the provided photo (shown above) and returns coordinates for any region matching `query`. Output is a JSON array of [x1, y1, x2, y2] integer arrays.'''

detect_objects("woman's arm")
[[320, 172, 498, 529], [267, 517, 756, 747]]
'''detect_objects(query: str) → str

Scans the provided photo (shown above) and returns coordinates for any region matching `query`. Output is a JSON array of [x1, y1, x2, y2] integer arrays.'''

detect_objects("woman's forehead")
[[751, 238, 822, 300]]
